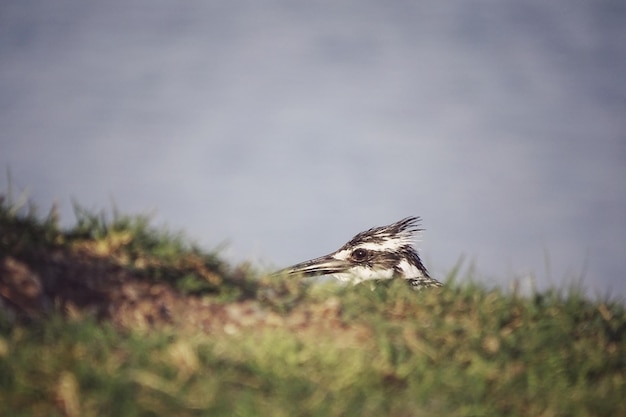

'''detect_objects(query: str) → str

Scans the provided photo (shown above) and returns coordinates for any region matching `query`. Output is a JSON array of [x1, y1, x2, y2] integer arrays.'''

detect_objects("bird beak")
[[274, 253, 351, 277]]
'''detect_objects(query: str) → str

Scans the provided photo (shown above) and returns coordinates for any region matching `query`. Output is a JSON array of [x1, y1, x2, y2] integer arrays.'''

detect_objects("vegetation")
[[0, 193, 624, 417]]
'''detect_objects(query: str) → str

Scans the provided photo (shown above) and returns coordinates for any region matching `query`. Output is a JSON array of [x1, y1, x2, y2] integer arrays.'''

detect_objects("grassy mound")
[[0, 196, 624, 417]]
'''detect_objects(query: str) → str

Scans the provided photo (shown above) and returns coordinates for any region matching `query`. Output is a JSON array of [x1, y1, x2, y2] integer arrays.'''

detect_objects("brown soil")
[[0, 252, 370, 343]]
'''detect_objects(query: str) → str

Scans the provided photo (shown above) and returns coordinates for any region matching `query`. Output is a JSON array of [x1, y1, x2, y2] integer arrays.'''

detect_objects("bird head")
[[274, 216, 442, 289]]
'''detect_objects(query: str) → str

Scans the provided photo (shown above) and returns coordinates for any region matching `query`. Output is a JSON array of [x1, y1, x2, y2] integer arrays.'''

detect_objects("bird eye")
[[352, 248, 368, 261]]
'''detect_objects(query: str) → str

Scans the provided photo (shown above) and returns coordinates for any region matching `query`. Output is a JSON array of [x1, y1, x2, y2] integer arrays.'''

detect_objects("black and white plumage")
[[275, 216, 442, 289]]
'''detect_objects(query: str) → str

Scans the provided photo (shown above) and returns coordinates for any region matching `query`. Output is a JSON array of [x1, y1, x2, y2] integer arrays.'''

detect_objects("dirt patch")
[[0, 252, 369, 343]]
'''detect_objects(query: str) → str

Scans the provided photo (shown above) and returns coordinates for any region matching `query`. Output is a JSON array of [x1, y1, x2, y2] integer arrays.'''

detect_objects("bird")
[[274, 216, 442, 289]]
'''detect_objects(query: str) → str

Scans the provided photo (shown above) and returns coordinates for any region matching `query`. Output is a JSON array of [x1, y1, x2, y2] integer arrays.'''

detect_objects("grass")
[[0, 193, 624, 417]]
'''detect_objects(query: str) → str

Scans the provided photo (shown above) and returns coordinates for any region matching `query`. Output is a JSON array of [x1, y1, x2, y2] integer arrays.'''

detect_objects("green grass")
[[0, 194, 624, 417]]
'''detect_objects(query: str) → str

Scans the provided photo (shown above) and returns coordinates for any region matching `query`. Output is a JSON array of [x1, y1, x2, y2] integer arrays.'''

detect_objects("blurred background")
[[1, 1, 625, 297]]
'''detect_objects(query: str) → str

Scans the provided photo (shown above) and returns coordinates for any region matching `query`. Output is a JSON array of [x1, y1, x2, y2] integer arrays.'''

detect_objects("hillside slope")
[[1, 198, 624, 417]]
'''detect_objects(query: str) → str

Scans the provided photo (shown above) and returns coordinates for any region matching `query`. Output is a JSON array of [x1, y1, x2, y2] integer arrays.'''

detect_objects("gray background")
[[2, 1, 625, 297]]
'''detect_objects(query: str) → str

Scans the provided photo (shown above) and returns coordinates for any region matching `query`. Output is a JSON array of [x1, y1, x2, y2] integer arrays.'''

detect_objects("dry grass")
[[1, 195, 624, 417]]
